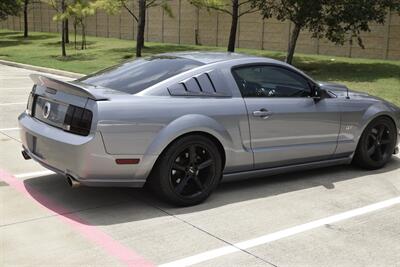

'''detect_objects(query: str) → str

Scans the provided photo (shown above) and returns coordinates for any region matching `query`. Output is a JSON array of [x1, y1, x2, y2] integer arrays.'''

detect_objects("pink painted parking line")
[[0, 169, 155, 267]]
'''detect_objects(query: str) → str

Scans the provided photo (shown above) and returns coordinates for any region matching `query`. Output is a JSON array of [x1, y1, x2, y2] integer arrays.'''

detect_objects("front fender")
[[342, 102, 400, 158], [359, 102, 399, 141], [335, 99, 398, 157]]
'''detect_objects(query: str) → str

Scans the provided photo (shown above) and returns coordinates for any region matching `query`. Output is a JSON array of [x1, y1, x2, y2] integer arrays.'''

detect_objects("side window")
[[232, 65, 312, 98]]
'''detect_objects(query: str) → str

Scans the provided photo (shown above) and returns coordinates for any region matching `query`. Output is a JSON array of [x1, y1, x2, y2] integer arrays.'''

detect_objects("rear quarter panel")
[[96, 96, 253, 174]]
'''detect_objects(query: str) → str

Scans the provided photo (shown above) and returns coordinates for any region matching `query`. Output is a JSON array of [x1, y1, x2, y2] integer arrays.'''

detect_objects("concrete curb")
[[0, 59, 84, 79]]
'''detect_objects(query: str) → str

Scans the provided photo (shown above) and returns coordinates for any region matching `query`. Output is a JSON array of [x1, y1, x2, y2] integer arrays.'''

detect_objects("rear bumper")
[[18, 112, 155, 187]]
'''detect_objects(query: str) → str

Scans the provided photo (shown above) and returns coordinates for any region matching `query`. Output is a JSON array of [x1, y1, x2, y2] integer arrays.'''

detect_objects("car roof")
[[159, 51, 278, 65], [155, 51, 316, 88]]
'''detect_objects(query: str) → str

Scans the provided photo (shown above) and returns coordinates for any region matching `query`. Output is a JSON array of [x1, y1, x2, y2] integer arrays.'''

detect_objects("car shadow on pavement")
[[23, 156, 400, 226]]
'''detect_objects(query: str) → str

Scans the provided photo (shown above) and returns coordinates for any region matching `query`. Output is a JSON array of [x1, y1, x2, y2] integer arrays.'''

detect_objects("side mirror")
[[311, 85, 323, 102]]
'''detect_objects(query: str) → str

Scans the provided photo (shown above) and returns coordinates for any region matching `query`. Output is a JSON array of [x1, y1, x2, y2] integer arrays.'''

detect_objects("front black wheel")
[[150, 135, 222, 206], [353, 117, 397, 170]]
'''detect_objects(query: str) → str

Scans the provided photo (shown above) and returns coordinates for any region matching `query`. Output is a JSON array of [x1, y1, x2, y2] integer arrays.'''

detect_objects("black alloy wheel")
[[365, 124, 392, 163], [354, 117, 397, 170], [170, 144, 215, 198], [150, 135, 222, 206]]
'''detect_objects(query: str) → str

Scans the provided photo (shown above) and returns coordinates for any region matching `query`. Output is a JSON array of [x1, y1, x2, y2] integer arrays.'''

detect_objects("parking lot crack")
[[136, 197, 278, 267], [0, 131, 21, 143]]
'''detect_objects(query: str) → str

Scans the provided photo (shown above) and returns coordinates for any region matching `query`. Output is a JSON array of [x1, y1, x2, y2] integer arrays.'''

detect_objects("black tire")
[[353, 116, 397, 170], [149, 135, 222, 206]]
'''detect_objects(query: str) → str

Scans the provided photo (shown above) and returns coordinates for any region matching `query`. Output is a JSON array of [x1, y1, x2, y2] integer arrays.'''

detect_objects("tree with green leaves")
[[252, 0, 400, 65], [23, 0, 31, 37], [46, 0, 69, 56], [251, 0, 326, 64], [323, 0, 400, 50], [65, 0, 97, 50], [96, 0, 173, 57], [21, 0, 43, 38], [47, 0, 96, 54], [23, 0, 31, 38], [19, 0, 67, 39], [0, 0, 21, 21], [190, 0, 259, 52]]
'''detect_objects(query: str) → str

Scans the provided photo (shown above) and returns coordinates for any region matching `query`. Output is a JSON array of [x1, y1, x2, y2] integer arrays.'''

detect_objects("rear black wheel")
[[353, 117, 397, 170], [150, 135, 222, 206]]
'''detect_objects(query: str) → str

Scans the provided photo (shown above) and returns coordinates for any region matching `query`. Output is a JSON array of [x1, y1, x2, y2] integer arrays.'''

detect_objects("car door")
[[232, 64, 341, 169]]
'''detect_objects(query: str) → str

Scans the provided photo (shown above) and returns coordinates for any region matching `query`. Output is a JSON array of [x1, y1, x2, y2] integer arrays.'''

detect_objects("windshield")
[[78, 56, 204, 94]]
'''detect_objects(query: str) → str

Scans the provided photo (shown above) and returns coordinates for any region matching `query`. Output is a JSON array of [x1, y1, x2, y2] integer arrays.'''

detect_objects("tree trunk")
[[23, 0, 28, 38], [138, 8, 145, 49], [65, 19, 69, 43], [81, 23, 84, 50], [286, 24, 301, 65], [61, 20, 67, 57], [227, 0, 239, 52], [61, 0, 67, 57], [81, 22, 86, 50], [74, 21, 77, 50], [136, 0, 146, 57]]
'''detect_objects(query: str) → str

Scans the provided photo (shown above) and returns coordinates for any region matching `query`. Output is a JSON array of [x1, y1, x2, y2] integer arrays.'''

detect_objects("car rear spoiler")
[[30, 74, 108, 101]]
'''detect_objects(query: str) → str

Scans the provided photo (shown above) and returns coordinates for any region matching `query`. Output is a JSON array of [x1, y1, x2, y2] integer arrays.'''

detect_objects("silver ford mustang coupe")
[[19, 52, 400, 205]]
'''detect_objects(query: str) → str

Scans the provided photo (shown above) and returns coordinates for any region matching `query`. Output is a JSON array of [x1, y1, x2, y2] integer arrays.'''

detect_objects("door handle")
[[252, 109, 272, 118]]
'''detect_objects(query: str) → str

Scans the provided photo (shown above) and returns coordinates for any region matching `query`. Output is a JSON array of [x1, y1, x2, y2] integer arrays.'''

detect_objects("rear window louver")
[[168, 70, 230, 97]]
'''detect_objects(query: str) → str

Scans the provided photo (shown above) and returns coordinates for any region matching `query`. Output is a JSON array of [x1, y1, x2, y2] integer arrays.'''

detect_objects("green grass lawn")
[[1, 29, 399, 106]]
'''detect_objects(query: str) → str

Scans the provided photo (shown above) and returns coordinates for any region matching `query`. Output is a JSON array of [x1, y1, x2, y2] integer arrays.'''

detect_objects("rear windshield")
[[78, 56, 204, 94]]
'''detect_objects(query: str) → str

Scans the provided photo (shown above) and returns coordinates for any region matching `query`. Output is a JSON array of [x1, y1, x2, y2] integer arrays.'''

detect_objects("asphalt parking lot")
[[1, 63, 400, 267]]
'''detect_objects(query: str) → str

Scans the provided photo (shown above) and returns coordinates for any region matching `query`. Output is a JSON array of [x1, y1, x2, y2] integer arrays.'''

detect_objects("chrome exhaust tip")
[[21, 150, 31, 160], [66, 175, 80, 188]]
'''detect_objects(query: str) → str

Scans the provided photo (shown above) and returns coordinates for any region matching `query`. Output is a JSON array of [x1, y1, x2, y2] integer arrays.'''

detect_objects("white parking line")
[[15, 170, 55, 179], [159, 196, 400, 267], [0, 127, 20, 131], [0, 102, 26, 106]]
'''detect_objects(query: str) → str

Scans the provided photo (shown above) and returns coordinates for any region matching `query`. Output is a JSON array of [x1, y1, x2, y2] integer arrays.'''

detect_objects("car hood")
[[318, 81, 381, 101], [319, 81, 400, 117]]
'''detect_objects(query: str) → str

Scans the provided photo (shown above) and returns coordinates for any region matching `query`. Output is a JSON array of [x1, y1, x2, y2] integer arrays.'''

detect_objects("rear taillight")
[[63, 105, 93, 136], [26, 93, 34, 116], [26, 85, 37, 116]]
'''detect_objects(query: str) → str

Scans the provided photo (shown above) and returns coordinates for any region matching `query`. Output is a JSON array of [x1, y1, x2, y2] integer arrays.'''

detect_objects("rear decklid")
[[28, 74, 122, 135], [30, 74, 109, 101]]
